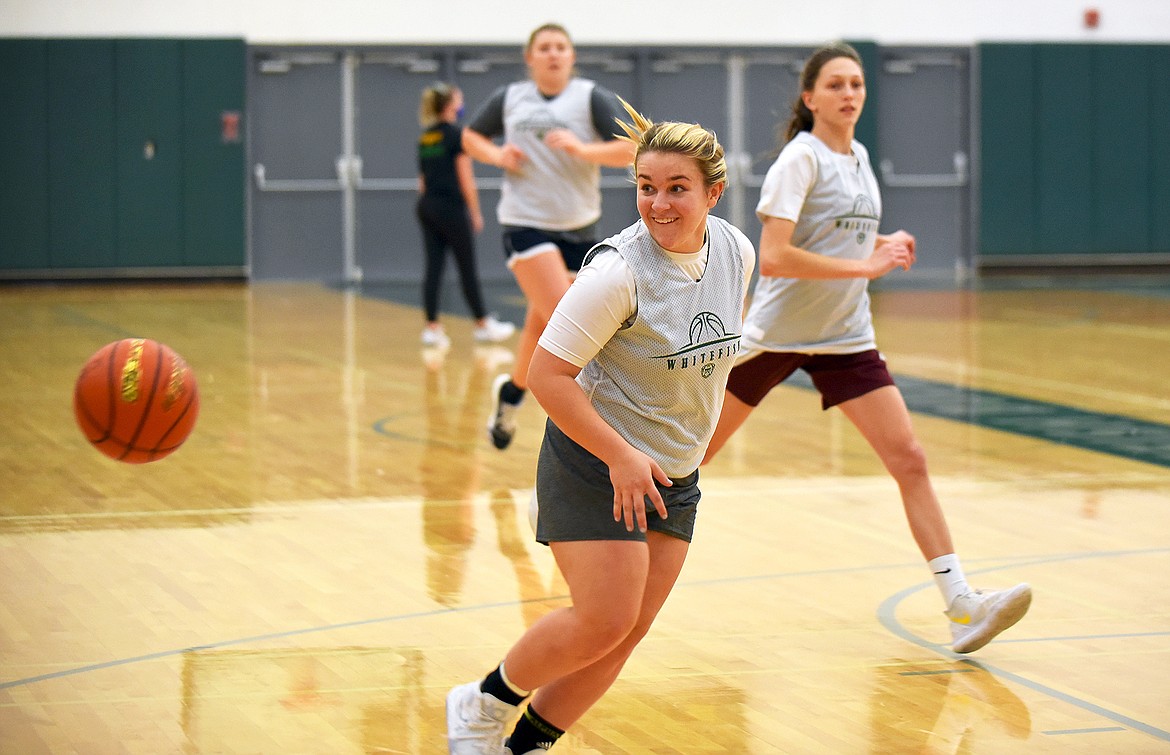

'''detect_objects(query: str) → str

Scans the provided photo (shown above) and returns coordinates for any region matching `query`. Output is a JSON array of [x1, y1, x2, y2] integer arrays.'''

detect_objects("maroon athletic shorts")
[[725, 349, 896, 410]]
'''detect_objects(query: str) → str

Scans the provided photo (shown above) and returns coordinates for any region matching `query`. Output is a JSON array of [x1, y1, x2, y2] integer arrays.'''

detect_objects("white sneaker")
[[475, 315, 517, 343], [446, 681, 518, 755], [947, 583, 1032, 654], [474, 345, 514, 373], [487, 373, 522, 450], [422, 326, 451, 348]]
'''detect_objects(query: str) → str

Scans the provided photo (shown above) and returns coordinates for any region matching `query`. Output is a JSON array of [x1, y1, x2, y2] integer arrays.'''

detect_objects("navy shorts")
[[535, 419, 700, 545], [502, 224, 598, 273], [726, 349, 896, 410]]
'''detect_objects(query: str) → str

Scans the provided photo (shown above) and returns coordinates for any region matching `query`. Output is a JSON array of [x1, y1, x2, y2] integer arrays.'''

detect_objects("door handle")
[[879, 152, 968, 188], [253, 162, 343, 192], [253, 156, 370, 191]]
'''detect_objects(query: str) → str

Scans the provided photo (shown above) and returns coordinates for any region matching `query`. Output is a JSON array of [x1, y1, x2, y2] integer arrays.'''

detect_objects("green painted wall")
[[979, 42, 1170, 259], [0, 37, 245, 274], [0, 40, 50, 269], [47, 39, 118, 268], [183, 39, 247, 267]]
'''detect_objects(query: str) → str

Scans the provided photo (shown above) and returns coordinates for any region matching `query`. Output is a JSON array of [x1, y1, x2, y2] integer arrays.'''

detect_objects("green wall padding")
[[182, 39, 246, 267], [980, 42, 1170, 259], [1093, 44, 1151, 253], [1154, 46, 1170, 252], [0, 40, 49, 269], [979, 44, 1036, 255], [47, 39, 117, 268], [116, 39, 184, 267], [1036, 45, 1092, 254], [1, 36, 245, 275]]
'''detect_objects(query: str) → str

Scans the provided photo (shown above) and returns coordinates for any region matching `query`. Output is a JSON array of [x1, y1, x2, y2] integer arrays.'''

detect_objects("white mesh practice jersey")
[[576, 216, 747, 476]]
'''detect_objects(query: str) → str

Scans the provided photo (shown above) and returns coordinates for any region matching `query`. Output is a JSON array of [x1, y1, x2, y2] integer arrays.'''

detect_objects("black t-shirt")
[[418, 122, 464, 202]]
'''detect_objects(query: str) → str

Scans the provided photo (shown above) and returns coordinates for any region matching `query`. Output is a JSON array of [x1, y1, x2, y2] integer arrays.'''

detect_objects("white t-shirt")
[[744, 131, 881, 353]]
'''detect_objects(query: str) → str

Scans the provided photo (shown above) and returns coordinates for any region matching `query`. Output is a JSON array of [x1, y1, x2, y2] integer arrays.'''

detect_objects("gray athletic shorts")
[[534, 419, 700, 545]]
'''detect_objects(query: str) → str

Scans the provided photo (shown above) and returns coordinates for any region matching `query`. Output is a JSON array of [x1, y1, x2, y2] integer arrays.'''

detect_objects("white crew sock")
[[929, 553, 971, 609]]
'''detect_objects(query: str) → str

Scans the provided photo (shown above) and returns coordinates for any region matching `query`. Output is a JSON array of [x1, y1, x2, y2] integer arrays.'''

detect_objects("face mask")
[[456, 105, 465, 120]]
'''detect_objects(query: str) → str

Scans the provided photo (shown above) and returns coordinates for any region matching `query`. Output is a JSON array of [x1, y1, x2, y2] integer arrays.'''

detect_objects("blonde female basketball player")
[[446, 100, 755, 754]]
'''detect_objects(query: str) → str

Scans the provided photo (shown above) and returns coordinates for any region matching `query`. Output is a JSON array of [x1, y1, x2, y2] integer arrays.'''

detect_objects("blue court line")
[[984, 630, 1170, 644], [0, 598, 559, 692], [900, 668, 976, 676], [1044, 727, 1127, 736], [5, 545, 1165, 712], [875, 546, 1170, 743]]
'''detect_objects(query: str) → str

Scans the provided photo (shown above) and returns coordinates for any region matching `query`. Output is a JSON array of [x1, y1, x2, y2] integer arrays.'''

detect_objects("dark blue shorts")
[[502, 225, 598, 273]]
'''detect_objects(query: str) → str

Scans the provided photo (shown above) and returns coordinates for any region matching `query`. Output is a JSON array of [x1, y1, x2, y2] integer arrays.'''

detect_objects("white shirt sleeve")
[[538, 249, 635, 368], [756, 141, 816, 222], [728, 223, 757, 306]]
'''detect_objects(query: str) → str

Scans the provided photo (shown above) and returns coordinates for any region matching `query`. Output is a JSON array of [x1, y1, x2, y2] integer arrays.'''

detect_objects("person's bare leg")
[[517, 532, 689, 729], [502, 539, 651, 691], [836, 385, 954, 559], [508, 251, 571, 389]]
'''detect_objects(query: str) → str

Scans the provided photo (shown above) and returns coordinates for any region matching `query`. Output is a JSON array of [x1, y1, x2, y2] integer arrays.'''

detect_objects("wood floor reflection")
[[1, 278, 1168, 753]]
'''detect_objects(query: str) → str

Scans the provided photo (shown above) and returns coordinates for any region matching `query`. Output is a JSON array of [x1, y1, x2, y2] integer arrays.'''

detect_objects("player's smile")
[[636, 151, 723, 254]]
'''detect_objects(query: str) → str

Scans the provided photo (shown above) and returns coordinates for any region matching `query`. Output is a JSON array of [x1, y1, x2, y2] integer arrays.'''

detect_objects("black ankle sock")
[[500, 380, 525, 405], [505, 706, 564, 753], [480, 665, 527, 706]]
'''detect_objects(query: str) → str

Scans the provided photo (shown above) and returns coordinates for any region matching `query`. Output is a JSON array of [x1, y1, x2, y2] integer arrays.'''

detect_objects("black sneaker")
[[486, 373, 522, 450]]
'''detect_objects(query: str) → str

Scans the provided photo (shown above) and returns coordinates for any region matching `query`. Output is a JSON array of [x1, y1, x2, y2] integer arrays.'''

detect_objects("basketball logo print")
[[834, 193, 880, 245], [653, 312, 740, 375], [688, 312, 726, 345]]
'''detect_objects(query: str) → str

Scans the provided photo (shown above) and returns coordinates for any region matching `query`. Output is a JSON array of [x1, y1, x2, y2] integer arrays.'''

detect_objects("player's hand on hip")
[[610, 449, 671, 533]]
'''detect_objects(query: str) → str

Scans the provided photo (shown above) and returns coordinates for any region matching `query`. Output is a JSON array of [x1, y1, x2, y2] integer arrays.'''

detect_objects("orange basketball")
[[73, 338, 200, 463]]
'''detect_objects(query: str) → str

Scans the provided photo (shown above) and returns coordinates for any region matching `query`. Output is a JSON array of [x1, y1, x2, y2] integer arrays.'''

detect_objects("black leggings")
[[416, 196, 488, 322]]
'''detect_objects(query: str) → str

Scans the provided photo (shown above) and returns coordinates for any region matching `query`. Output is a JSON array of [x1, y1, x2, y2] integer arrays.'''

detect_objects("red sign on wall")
[[221, 111, 241, 144]]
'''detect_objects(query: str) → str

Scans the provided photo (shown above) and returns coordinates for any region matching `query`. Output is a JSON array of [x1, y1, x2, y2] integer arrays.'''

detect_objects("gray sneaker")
[[446, 681, 519, 754], [947, 583, 1032, 653]]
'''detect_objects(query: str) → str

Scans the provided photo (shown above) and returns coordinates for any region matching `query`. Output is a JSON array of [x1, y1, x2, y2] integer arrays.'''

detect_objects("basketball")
[[73, 338, 200, 463]]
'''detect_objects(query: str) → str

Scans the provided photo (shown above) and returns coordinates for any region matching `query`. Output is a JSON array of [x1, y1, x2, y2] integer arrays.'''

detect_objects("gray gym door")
[[875, 48, 972, 285], [246, 44, 971, 286], [247, 45, 640, 284]]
